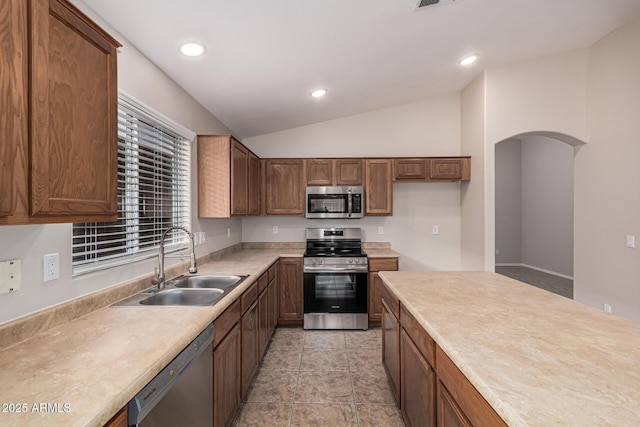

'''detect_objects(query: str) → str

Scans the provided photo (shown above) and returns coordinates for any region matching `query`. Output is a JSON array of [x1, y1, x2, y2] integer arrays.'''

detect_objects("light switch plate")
[[0, 259, 21, 295]]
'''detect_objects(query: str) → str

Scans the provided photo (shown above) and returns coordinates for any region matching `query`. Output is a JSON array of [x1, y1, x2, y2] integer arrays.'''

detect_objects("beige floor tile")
[[300, 347, 349, 371], [271, 327, 306, 347], [345, 329, 382, 349], [295, 371, 354, 404], [260, 347, 302, 371], [233, 403, 292, 426], [303, 330, 346, 349], [291, 403, 358, 427], [356, 404, 405, 427], [245, 370, 298, 403], [347, 347, 386, 373], [351, 371, 396, 404]]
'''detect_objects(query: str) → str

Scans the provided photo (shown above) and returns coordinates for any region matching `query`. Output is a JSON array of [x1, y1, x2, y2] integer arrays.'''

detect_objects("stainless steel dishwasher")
[[128, 324, 214, 427]]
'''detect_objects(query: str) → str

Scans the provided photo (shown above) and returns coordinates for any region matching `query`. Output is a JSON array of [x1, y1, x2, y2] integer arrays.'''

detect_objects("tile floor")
[[233, 327, 406, 427]]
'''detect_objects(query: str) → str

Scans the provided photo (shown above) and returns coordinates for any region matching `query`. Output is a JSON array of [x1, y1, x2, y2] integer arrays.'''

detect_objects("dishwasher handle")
[[128, 324, 214, 425]]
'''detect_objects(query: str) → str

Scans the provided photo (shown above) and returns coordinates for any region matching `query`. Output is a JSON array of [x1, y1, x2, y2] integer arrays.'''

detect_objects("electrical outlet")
[[272, 226, 278, 235], [433, 225, 439, 235], [495, 249, 500, 255], [0, 259, 21, 295], [43, 253, 59, 282], [201, 232, 205, 244], [378, 226, 384, 235], [604, 304, 612, 313], [227, 228, 231, 238]]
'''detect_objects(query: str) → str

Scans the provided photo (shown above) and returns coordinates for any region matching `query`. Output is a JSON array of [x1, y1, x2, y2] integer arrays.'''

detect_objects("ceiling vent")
[[415, 0, 459, 10]]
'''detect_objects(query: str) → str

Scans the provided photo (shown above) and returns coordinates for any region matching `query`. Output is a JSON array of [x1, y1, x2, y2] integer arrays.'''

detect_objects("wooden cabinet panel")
[[334, 159, 363, 186], [0, 0, 27, 218], [248, 151, 261, 215], [365, 159, 393, 215], [241, 301, 258, 398], [231, 140, 249, 216], [268, 270, 278, 339], [437, 381, 472, 427], [430, 158, 471, 181], [213, 323, 241, 427], [401, 329, 436, 427], [241, 281, 258, 314], [400, 305, 435, 367], [258, 288, 269, 356], [30, 0, 119, 219], [103, 407, 127, 427], [369, 258, 399, 323], [305, 159, 333, 186], [265, 159, 305, 215], [277, 257, 303, 323], [382, 299, 401, 405], [394, 159, 428, 180], [213, 299, 240, 348]]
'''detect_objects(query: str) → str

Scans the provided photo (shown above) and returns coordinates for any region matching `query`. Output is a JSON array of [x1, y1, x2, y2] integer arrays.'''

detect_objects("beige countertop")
[[0, 248, 303, 427], [363, 248, 400, 258], [378, 271, 640, 426]]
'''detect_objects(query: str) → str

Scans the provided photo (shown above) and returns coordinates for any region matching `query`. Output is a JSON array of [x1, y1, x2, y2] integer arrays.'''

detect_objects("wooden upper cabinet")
[[305, 159, 333, 186], [429, 158, 471, 181], [0, 0, 27, 219], [231, 141, 249, 216], [198, 135, 258, 217], [365, 159, 393, 215], [334, 159, 363, 186], [29, 0, 120, 220], [265, 159, 305, 215], [248, 151, 261, 215], [394, 159, 428, 180]]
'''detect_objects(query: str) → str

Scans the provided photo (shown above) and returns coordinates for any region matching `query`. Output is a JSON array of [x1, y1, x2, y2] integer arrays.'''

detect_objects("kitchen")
[[1, 0, 640, 426]]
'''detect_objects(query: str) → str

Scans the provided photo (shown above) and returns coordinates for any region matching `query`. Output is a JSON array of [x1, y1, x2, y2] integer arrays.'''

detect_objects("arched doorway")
[[494, 132, 584, 298]]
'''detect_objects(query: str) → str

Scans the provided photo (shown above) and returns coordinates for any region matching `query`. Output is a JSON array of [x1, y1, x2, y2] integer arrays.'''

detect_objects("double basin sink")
[[113, 274, 249, 307]]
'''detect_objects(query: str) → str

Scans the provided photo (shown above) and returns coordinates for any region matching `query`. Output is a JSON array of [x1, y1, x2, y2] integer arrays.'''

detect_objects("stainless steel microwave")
[[306, 186, 364, 219]]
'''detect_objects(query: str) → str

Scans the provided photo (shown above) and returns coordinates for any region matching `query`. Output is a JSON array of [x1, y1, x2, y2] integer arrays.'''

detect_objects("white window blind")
[[72, 92, 193, 275]]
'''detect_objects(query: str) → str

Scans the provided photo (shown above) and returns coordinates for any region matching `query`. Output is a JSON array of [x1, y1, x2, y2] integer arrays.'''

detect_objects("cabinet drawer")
[[369, 258, 398, 272], [258, 272, 269, 294], [241, 281, 258, 314], [400, 305, 435, 367], [382, 283, 400, 319], [268, 264, 277, 282], [394, 159, 428, 180], [213, 299, 240, 348]]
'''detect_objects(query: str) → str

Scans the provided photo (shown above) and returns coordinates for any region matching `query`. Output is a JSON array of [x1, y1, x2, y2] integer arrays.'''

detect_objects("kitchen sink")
[[111, 274, 250, 307], [139, 288, 224, 306], [170, 274, 248, 290]]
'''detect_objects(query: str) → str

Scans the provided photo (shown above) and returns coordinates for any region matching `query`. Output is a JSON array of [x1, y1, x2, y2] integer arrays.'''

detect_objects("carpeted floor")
[[495, 266, 573, 299]]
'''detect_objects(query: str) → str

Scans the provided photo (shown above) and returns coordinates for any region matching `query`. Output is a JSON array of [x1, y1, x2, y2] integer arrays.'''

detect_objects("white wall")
[[495, 139, 522, 264], [0, 1, 240, 325], [243, 95, 463, 271], [575, 17, 640, 320]]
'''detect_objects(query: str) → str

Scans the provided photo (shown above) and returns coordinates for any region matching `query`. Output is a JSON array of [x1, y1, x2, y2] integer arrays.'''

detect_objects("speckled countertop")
[[0, 248, 303, 427], [378, 271, 640, 426]]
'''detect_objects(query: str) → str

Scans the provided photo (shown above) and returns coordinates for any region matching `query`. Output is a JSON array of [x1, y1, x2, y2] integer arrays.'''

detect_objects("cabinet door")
[[241, 301, 258, 398], [369, 272, 383, 323], [268, 273, 278, 338], [365, 159, 393, 215], [258, 289, 269, 357], [103, 407, 127, 427], [305, 159, 333, 186], [382, 299, 401, 405], [334, 159, 363, 186], [437, 382, 472, 427], [214, 323, 241, 427], [429, 159, 463, 180], [0, 0, 27, 218], [277, 257, 303, 322], [401, 329, 436, 427], [248, 151, 261, 215], [30, 0, 119, 220], [394, 159, 428, 180], [265, 159, 304, 215], [231, 140, 249, 216]]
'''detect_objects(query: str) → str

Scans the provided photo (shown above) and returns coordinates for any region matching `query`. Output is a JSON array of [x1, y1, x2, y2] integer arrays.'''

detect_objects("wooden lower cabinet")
[[213, 322, 241, 427], [103, 407, 126, 427], [277, 257, 303, 324], [241, 300, 258, 398], [401, 329, 436, 427], [382, 299, 401, 405], [368, 257, 399, 323], [258, 287, 269, 356], [437, 381, 472, 427]]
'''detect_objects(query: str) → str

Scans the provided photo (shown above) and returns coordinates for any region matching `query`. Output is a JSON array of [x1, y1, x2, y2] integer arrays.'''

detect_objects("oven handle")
[[303, 266, 368, 273]]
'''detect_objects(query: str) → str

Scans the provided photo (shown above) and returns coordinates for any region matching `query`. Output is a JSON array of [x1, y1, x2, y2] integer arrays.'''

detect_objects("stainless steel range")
[[303, 228, 368, 330]]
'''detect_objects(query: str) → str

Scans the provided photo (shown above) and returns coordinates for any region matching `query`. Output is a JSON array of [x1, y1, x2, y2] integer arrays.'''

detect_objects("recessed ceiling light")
[[310, 88, 328, 98], [179, 42, 206, 57], [458, 54, 478, 66]]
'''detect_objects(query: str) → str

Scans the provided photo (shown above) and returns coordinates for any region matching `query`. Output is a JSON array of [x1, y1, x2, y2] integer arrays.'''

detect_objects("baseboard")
[[496, 263, 573, 280]]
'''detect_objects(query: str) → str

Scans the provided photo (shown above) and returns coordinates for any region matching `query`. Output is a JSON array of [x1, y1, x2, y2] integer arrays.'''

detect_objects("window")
[[72, 92, 194, 275]]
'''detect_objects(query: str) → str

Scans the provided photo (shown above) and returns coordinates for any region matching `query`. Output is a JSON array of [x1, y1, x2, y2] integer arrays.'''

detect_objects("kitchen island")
[[378, 271, 640, 426]]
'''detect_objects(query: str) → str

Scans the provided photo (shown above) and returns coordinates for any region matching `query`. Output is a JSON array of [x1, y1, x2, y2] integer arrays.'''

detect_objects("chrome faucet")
[[152, 226, 198, 290]]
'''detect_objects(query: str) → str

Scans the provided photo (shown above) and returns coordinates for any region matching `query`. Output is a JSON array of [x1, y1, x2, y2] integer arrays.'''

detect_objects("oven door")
[[303, 271, 368, 314]]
